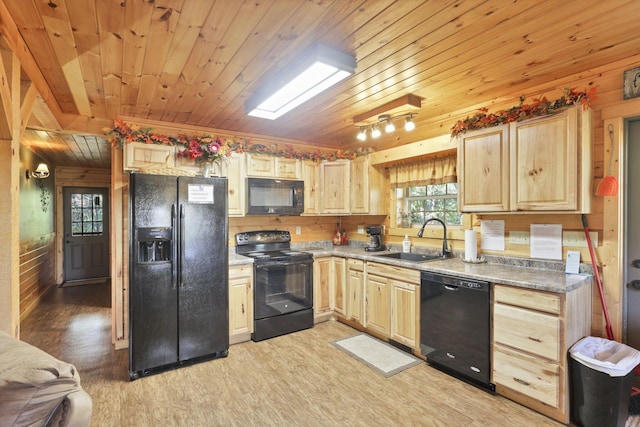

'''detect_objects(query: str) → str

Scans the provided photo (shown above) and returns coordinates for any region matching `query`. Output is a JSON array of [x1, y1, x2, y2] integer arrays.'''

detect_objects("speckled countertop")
[[229, 244, 593, 294]]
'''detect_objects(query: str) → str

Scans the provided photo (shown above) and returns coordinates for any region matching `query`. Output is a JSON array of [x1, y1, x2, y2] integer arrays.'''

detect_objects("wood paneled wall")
[[19, 233, 55, 320]]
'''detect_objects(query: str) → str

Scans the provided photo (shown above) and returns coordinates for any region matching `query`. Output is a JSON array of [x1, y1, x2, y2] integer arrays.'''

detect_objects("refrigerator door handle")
[[179, 204, 185, 288], [171, 204, 178, 289]]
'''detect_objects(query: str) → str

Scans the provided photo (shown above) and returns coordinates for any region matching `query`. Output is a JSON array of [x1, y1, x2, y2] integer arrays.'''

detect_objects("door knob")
[[627, 280, 640, 290]]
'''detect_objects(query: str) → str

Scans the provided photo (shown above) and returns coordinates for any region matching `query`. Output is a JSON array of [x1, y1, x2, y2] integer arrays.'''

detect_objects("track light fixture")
[[352, 94, 421, 142], [404, 114, 416, 131], [354, 112, 417, 142], [371, 124, 381, 138]]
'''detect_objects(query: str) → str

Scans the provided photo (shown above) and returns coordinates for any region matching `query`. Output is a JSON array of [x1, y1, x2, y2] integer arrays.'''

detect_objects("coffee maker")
[[365, 225, 385, 252]]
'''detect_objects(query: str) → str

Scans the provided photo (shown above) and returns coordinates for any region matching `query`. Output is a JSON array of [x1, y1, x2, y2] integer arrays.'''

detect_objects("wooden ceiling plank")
[[120, 0, 155, 109], [65, 0, 106, 119], [147, 1, 243, 121], [162, 0, 277, 124], [134, 0, 193, 116], [277, 0, 586, 139], [95, 0, 125, 120], [191, 0, 340, 127], [38, 6, 92, 116], [199, 0, 382, 128]]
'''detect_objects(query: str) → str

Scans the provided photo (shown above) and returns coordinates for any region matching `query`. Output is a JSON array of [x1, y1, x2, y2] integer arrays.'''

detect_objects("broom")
[[596, 124, 618, 196]]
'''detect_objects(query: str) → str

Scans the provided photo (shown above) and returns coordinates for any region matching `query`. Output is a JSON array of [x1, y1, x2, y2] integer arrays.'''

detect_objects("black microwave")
[[246, 178, 304, 215]]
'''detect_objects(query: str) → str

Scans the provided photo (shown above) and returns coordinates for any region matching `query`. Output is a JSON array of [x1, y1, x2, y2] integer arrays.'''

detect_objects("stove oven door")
[[254, 259, 313, 319]]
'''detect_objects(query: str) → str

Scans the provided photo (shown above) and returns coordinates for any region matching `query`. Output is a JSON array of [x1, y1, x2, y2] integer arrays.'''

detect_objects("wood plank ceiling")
[[6, 0, 640, 169]]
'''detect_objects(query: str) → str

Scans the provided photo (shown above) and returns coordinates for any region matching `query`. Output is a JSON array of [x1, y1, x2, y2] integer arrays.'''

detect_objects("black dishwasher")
[[420, 271, 495, 391]]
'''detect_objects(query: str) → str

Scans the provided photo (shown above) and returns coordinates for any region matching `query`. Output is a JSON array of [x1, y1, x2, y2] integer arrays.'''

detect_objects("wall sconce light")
[[245, 43, 356, 120], [353, 94, 421, 142], [25, 163, 51, 212], [26, 163, 50, 180]]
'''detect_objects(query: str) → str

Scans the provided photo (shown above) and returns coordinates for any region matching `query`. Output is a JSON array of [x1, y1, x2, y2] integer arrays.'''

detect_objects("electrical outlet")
[[357, 225, 364, 234], [295, 226, 301, 235], [563, 231, 597, 248]]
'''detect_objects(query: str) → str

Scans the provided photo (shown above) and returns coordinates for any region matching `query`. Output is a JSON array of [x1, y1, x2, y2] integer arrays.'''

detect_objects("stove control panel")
[[235, 230, 291, 246]]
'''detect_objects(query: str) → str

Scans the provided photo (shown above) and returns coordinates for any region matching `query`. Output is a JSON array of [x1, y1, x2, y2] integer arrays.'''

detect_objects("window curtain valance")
[[389, 155, 457, 188]]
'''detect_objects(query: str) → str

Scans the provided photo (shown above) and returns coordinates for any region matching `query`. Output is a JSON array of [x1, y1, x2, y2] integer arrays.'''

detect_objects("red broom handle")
[[582, 215, 615, 340]]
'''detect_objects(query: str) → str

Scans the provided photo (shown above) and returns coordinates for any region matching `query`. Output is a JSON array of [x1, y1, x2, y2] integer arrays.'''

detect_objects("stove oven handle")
[[256, 260, 309, 268]]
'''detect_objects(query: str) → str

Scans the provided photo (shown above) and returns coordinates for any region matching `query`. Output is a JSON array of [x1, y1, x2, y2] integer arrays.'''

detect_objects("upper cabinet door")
[[458, 106, 592, 213], [458, 124, 510, 212], [510, 108, 578, 211], [245, 153, 275, 177], [319, 160, 350, 214], [124, 141, 175, 171]]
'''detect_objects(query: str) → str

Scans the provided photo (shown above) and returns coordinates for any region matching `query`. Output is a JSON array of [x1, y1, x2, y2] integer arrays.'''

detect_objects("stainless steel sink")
[[372, 252, 444, 262]]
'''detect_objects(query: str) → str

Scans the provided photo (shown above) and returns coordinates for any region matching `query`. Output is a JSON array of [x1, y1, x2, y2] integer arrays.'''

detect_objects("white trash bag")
[[570, 336, 640, 377]]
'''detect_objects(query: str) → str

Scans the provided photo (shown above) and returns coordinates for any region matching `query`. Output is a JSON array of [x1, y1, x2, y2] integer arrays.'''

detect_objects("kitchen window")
[[389, 155, 460, 228], [396, 183, 462, 227]]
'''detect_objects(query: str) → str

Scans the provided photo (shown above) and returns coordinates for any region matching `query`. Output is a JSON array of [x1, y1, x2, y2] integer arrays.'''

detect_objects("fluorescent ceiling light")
[[246, 44, 356, 120]]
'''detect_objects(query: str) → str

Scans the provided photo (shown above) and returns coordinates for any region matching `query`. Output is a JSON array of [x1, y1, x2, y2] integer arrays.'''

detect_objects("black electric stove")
[[235, 231, 314, 341]]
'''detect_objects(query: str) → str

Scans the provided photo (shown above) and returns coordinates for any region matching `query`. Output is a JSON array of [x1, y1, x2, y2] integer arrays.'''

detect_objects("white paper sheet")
[[530, 224, 562, 260], [480, 220, 505, 251], [566, 250, 581, 274]]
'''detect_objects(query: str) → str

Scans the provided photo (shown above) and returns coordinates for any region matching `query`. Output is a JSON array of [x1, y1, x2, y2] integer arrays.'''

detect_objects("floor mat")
[[332, 333, 422, 378]]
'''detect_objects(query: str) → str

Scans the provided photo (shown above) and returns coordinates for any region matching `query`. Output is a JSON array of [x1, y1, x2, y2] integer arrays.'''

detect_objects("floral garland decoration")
[[105, 119, 373, 163], [450, 87, 597, 137]]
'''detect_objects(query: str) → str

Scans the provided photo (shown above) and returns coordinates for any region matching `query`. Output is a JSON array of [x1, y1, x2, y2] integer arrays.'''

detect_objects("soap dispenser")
[[402, 234, 411, 253]]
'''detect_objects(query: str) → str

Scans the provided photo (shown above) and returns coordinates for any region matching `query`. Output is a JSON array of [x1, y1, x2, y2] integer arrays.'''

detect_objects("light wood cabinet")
[[390, 279, 419, 350], [246, 153, 301, 179], [458, 124, 510, 212], [350, 155, 387, 215], [302, 160, 320, 215], [275, 157, 301, 179], [458, 106, 592, 213], [346, 259, 365, 324], [228, 265, 253, 344], [222, 152, 245, 217], [364, 261, 420, 343], [319, 160, 350, 214], [313, 256, 332, 320], [124, 141, 175, 171], [492, 283, 591, 424], [365, 273, 390, 336], [332, 257, 346, 315], [245, 153, 274, 177]]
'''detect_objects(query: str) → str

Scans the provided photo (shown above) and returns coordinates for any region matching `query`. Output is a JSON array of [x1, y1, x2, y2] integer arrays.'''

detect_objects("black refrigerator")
[[129, 173, 229, 380]]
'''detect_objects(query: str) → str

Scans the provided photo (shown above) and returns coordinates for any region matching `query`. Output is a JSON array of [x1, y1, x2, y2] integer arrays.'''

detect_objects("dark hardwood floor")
[[21, 283, 564, 426]]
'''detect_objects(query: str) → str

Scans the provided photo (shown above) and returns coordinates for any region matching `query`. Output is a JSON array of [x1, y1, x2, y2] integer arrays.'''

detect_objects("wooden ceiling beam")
[[0, 0, 66, 131]]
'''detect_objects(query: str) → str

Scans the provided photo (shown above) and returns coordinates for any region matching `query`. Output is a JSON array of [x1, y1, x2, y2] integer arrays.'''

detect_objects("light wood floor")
[[21, 283, 563, 427]]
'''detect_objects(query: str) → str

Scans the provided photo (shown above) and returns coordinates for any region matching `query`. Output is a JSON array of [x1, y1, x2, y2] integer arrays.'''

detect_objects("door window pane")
[[70, 193, 104, 236]]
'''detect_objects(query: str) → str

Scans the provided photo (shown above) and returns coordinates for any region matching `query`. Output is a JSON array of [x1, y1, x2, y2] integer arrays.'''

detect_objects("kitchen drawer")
[[366, 262, 420, 284], [494, 285, 560, 314], [347, 258, 364, 271], [494, 303, 560, 361], [229, 265, 252, 279], [493, 344, 560, 409]]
